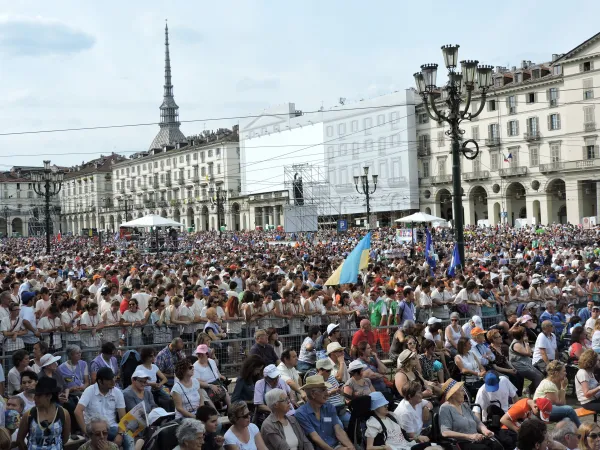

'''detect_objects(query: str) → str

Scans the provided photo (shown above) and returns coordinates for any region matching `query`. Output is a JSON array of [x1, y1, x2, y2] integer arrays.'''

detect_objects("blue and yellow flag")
[[325, 233, 371, 285]]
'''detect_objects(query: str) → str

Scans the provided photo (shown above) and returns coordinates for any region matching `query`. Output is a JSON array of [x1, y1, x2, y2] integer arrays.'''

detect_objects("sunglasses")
[[451, 318, 458, 322], [588, 433, 600, 440]]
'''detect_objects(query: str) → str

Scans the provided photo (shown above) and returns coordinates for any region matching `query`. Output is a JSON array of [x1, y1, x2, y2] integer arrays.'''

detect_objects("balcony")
[[165, 180, 172, 187], [485, 137, 501, 147], [539, 162, 565, 173], [178, 179, 185, 185], [524, 131, 541, 141], [130, 187, 136, 193], [417, 142, 431, 156], [499, 166, 528, 177], [387, 176, 407, 188], [462, 170, 490, 181], [141, 184, 148, 191], [144, 201, 156, 209], [135, 204, 144, 210], [158, 200, 168, 208], [431, 175, 452, 184], [119, 188, 125, 195], [170, 199, 181, 207], [585, 122, 596, 132], [152, 182, 159, 189], [193, 175, 200, 183]]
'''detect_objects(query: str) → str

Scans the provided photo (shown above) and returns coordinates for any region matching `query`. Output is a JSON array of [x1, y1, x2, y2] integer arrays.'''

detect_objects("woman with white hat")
[[343, 360, 375, 399], [395, 349, 439, 399]]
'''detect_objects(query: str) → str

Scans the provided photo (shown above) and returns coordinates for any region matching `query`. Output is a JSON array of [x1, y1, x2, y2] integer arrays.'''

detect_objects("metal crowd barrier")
[[0, 313, 505, 380]]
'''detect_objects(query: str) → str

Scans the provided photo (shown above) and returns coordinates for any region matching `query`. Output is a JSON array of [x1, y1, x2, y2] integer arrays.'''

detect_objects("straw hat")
[[301, 375, 332, 390], [441, 378, 465, 400]]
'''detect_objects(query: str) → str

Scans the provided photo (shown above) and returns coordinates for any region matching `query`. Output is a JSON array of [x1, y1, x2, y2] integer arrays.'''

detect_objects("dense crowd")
[[0, 223, 599, 450]]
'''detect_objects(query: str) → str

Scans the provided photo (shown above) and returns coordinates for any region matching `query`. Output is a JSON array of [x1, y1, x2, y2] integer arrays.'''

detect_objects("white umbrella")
[[120, 214, 184, 228], [395, 212, 446, 223]]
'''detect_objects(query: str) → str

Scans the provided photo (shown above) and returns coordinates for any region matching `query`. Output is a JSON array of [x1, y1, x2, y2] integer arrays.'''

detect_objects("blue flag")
[[447, 243, 461, 277], [425, 228, 436, 276]]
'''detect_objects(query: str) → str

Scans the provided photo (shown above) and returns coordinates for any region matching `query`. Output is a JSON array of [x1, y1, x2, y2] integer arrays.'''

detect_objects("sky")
[[0, 0, 599, 169]]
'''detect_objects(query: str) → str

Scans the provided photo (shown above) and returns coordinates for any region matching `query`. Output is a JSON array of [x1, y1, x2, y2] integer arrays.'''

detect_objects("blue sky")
[[0, 0, 598, 169]]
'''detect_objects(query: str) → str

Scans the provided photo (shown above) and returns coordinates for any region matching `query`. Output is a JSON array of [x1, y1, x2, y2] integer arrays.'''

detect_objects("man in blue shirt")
[[295, 375, 355, 450], [539, 301, 564, 336], [578, 300, 595, 324]]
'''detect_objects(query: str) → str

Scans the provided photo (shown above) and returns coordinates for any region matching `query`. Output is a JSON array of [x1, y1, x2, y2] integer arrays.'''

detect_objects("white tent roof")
[[395, 212, 447, 223], [120, 214, 184, 228]]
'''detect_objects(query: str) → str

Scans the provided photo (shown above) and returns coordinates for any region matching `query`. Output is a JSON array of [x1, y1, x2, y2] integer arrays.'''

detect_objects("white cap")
[[147, 408, 175, 426], [326, 323, 340, 335], [427, 317, 442, 325], [263, 364, 279, 379], [132, 368, 151, 379]]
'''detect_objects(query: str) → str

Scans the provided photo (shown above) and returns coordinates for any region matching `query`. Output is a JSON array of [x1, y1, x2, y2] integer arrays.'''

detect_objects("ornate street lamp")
[[32, 160, 64, 254], [353, 166, 378, 228], [414, 45, 493, 263], [209, 184, 228, 238]]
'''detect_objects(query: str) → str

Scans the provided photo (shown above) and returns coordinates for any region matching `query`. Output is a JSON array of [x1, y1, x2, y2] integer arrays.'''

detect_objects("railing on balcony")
[[153, 182, 159, 189], [135, 204, 144, 210], [119, 188, 125, 195], [144, 201, 156, 209], [170, 200, 181, 207], [387, 177, 407, 187], [158, 200, 168, 208], [417, 142, 431, 156], [539, 162, 565, 173], [141, 184, 148, 190], [524, 131, 541, 141], [485, 137, 501, 147], [499, 166, 528, 177], [462, 170, 490, 181], [585, 122, 596, 132], [431, 175, 452, 184], [165, 180, 172, 187], [193, 175, 200, 183]]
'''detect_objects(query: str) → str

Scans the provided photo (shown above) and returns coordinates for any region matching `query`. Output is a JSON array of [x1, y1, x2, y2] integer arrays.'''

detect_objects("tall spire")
[[149, 21, 187, 150]]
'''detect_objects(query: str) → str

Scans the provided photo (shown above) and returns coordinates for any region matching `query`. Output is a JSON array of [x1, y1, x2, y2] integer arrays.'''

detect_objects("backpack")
[[371, 413, 407, 447], [141, 418, 181, 450]]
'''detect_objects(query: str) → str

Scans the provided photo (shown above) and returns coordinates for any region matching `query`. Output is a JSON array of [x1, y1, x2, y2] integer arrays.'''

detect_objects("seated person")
[[254, 365, 296, 416], [196, 405, 225, 450], [123, 367, 157, 413], [394, 381, 433, 442], [498, 397, 552, 450], [79, 416, 119, 450], [296, 375, 356, 450], [316, 358, 350, 428], [473, 372, 518, 421], [178, 418, 207, 450], [261, 388, 313, 450]]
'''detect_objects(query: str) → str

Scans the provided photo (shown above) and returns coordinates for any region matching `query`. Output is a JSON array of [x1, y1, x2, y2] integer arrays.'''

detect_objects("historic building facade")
[[417, 32, 600, 227]]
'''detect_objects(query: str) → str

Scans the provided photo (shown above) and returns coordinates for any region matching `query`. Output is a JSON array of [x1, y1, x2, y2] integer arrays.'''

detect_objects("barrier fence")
[[0, 313, 504, 380]]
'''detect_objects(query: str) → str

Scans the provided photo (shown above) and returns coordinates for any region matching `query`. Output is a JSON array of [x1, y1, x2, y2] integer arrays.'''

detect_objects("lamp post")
[[414, 45, 493, 264], [209, 185, 228, 238], [353, 166, 378, 229], [2, 206, 10, 237], [32, 160, 64, 254]]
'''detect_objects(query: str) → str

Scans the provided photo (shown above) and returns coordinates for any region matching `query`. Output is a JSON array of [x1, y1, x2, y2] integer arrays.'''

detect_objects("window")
[[473, 157, 481, 173], [338, 123, 346, 136], [548, 88, 559, 106], [585, 138, 598, 159], [507, 95, 517, 114], [364, 117, 373, 135], [200, 152, 205, 163], [166, 159, 170, 166], [507, 120, 519, 136], [417, 113, 429, 124], [550, 143, 561, 162], [532, 69, 541, 79], [527, 117, 539, 134], [488, 99, 497, 112], [352, 143, 359, 160], [437, 131, 445, 147], [422, 161, 430, 178], [548, 113, 561, 130], [491, 153, 499, 171], [437, 158, 446, 176], [418, 135, 430, 154], [529, 146, 539, 166], [216, 148, 221, 157], [208, 150, 213, 157], [327, 146, 335, 159], [201, 167, 206, 176], [527, 93, 536, 104], [351, 120, 358, 132], [494, 78, 502, 88], [489, 123, 499, 138], [378, 137, 386, 156], [581, 61, 593, 72], [217, 164, 221, 174], [366, 139, 374, 156], [377, 115, 385, 127], [326, 126, 333, 137], [193, 153, 197, 161], [154, 162, 158, 168], [340, 144, 347, 157], [508, 147, 519, 166], [584, 106, 595, 124], [27, 191, 33, 198], [390, 112, 399, 130], [553, 65, 562, 75], [472, 126, 479, 141], [584, 78, 594, 99]]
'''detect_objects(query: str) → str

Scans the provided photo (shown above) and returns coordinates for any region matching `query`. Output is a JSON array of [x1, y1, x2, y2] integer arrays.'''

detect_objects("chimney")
[[511, 66, 516, 72], [552, 54, 559, 62], [521, 60, 527, 69]]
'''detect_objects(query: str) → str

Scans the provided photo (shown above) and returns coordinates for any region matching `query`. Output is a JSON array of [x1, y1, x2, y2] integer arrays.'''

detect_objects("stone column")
[[596, 182, 600, 223], [487, 197, 499, 226], [462, 198, 474, 226], [273, 206, 280, 227], [525, 197, 536, 226], [566, 180, 583, 225]]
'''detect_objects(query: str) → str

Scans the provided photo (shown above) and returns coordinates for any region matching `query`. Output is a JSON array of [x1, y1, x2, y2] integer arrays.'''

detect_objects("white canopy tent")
[[120, 214, 184, 228], [395, 212, 446, 223], [120, 214, 183, 254]]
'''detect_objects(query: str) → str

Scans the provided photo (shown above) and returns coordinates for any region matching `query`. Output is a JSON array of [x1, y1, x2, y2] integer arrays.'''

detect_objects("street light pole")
[[354, 166, 378, 228], [414, 46, 493, 264], [32, 160, 64, 254], [209, 185, 227, 238]]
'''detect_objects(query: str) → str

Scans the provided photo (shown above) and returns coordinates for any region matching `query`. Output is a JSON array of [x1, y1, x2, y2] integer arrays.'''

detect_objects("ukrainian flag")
[[325, 232, 371, 285]]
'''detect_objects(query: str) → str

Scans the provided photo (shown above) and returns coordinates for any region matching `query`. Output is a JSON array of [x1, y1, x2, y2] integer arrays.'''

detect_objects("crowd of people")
[[0, 223, 599, 450]]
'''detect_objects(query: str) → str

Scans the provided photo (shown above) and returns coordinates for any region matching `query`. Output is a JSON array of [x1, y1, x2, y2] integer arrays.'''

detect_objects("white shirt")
[[78, 383, 125, 427], [277, 362, 300, 385], [132, 292, 151, 312], [533, 332, 557, 365], [473, 376, 517, 421], [394, 398, 428, 436]]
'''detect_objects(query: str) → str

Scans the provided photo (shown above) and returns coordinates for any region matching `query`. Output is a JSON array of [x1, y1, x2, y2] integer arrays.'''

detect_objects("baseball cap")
[[427, 317, 442, 325], [484, 372, 499, 393], [535, 398, 552, 422], [195, 344, 209, 354], [263, 364, 279, 379], [132, 368, 151, 379], [470, 327, 486, 337], [326, 323, 340, 335]]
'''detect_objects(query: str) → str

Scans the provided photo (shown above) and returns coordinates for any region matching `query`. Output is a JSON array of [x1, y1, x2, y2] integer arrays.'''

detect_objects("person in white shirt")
[[533, 320, 558, 371], [277, 349, 306, 403], [394, 380, 433, 442], [0, 291, 11, 322], [34, 287, 51, 319], [37, 304, 64, 350], [74, 367, 133, 450], [131, 283, 151, 312], [473, 372, 518, 421]]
